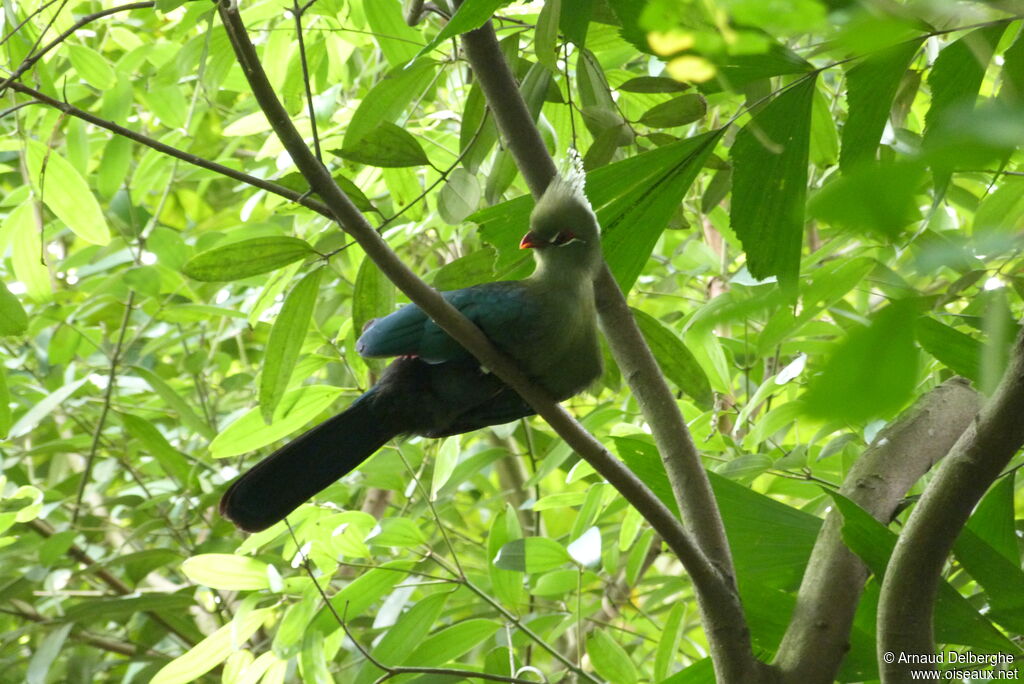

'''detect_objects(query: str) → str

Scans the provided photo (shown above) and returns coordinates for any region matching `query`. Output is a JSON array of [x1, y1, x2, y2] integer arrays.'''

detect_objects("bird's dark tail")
[[219, 393, 395, 532]]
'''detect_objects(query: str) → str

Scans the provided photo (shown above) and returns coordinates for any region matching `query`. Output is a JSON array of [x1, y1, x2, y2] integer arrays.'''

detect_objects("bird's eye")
[[552, 231, 577, 245]]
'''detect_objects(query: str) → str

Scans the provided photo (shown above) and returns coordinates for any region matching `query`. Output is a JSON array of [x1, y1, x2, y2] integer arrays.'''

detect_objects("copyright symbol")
[[883, 652, 895, 664]]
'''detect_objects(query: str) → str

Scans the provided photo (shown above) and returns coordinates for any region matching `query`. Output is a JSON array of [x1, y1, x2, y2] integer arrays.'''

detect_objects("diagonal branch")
[[213, 0, 731, 649], [456, 16, 762, 684], [773, 378, 981, 683], [878, 326, 1024, 682]]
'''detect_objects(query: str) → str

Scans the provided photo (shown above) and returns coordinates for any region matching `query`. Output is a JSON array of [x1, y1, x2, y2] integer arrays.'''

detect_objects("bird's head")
[[520, 174, 602, 278]]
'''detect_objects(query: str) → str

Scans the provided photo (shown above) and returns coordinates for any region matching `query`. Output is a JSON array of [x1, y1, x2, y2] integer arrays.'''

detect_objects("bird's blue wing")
[[356, 283, 534, 363]]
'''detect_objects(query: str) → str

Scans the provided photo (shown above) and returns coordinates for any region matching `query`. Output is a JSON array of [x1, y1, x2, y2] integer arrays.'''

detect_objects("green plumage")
[[221, 175, 603, 532]]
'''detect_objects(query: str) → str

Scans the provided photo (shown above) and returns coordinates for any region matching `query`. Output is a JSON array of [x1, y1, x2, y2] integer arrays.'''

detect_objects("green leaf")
[[27, 623, 71, 684], [0, 284, 28, 335], [120, 413, 192, 485], [430, 437, 459, 499], [0, 360, 10, 439], [182, 236, 316, 282], [704, 42, 814, 93], [535, 0, 561, 71], [133, 366, 216, 440], [352, 257, 396, 353], [416, 0, 506, 59], [965, 475, 1018, 564], [974, 176, 1024, 233], [474, 132, 722, 291], [923, 23, 1008, 190], [494, 537, 571, 573], [808, 161, 925, 238], [655, 603, 685, 681], [809, 84, 838, 167], [209, 385, 345, 458], [631, 308, 713, 408], [730, 76, 816, 292], [311, 561, 414, 632], [432, 247, 496, 290], [827, 492, 1017, 652], [334, 122, 429, 168], [4, 201, 51, 301], [840, 38, 923, 170], [151, 607, 271, 684], [344, 61, 438, 147], [260, 269, 322, 423], [437, 168, 481, 224], [638, 93, 707, 128], [559, 0, 591, 45], [181, 554, 271, 590], [363, 0, 423, 66], [587, 630, 638, 684], [356, 593, 449, 684], [619, 76, 690, 93], [404, 619, 501, 666], [25, 140, 110, 246], [369, 518, 426, 547], [915, 316, 982, 382], [67, 44, 116, 90], [803, 300, 919, 423], [488, 505, 524, 607], [9, 377, 89, 439]]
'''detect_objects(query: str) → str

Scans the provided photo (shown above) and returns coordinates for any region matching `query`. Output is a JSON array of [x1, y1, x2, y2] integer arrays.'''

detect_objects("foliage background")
[[0, 0, 1022, 682]]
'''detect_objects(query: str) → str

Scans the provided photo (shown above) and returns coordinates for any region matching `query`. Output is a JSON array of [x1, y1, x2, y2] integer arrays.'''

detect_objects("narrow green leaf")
[[120, 413, 191, 485], [0, 284, 28, 335], [489, 505, 524, 607], [437, 168, 481, 225], [559, 0, 591, 45], [915, 316, 982, 381], [24, 140, 110, 245], [638, 93, 707, 128], [730, 76, 816, 292], [655, 603, 685, 681], [352, 257, 396, 358], [923, 23, 1008, 190], [133, 366, 215, 440], [430, 437, 459, 499], [965, 475, 1018, 563], [840, 38, 923, 170], [368, 518, 426, 547], [704, 42, 814, 93], [619, 76, 690, 93], [587, 630, 638, 684], [363, 0, 422, 66], [181, 554, 271, 591], [1000, 24, 1024, 105], [356, 593, 449, 684], [151, 607, 271, 684], [803, 300, 919, 423], [9, 377, 89, 439], [432, 248, 496, 290], [209, 385, 344, 458], [953, 526, 1024, 633], [828, 492, 1017, 652], [67, 44, 116, 90], [311, 562, 414, 632], [809, 84, 838, 167], [416, 0, 505, 59], [344, 61, 438, 147], [334, 122, 428, 168], [974, 176, 1024, 233], [494, 537, 571, 573], [403, 619, 501, 666], [27, 623, 71, 684], [535, 0, 561, 70], [182, 236, 315, 282], [260, 269, 322, 423], [631, 308, 713, 408], [4, 202, 51, 301], [0, 360, 10, 439], [808, 161, 925, 238]]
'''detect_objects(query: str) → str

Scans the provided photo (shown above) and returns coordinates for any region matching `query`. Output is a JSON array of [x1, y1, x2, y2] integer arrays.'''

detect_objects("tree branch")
[[773, 378, 981, 683], [457, 17, 761, 684], [879, 326, 1024, 682], [212, 4, 736, 668], [2, 80, 335, 220]]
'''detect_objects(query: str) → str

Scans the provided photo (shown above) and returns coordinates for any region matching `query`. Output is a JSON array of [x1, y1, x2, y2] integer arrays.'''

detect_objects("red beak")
[[519, 231, 547, 249]]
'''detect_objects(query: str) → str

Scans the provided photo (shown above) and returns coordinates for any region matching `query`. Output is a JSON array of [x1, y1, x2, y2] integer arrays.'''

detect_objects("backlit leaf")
[[182, 237, 316, 282]]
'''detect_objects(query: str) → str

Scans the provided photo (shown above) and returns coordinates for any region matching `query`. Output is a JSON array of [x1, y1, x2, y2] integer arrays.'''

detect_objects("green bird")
[[220, 175, 603, 532]]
